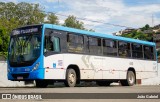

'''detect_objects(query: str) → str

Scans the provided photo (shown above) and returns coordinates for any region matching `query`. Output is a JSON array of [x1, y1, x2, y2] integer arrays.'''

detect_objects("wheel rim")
[[68, 73, 75, 84], [128, 73, 134, 84]]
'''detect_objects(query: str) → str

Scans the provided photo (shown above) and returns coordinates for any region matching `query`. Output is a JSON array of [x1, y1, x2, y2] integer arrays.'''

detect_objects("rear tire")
[[64, 69, 77, 87], [35, 80, 48, 88], [121, 71, 135, 86]]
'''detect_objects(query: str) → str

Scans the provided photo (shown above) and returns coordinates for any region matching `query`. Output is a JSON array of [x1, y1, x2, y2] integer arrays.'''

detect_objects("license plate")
[[17, 76, 23, 80]]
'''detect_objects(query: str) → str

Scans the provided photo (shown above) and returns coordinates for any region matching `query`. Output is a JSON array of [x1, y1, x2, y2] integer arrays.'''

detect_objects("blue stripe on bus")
[[43, 24, 155, 46]]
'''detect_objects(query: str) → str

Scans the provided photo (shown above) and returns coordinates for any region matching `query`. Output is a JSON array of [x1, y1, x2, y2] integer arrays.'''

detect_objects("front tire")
[[64, 69, 77, 87], [121, 71, 135, 86]]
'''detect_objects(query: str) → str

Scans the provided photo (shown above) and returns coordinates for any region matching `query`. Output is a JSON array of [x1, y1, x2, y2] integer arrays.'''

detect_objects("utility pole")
[[58, 0, 60, 6], [152, 14, 156, 43]]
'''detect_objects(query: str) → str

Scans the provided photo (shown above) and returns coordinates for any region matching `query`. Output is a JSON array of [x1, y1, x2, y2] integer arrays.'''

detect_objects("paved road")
[[0, 84, 160, 102]]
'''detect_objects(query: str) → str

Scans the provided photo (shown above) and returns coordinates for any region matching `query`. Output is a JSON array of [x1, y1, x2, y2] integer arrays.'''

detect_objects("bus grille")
[[12, 73, 29, 79]]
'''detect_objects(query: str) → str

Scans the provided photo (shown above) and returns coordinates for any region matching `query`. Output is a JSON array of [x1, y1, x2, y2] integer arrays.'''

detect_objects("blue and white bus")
[[8, 24, 158, 87]]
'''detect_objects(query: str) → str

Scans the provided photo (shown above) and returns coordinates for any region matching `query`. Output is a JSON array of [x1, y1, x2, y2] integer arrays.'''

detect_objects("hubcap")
[[68, 73, 75, 84], [128, 74, 134, 84]]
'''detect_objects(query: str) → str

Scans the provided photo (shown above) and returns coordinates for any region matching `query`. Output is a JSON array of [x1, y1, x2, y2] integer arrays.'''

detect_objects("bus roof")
[[45, 24, 155, 46]]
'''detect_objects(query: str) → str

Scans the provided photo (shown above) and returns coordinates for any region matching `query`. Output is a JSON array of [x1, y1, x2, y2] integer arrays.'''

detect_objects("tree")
[[0, 27, 9, 52], [121, 24, 153, 41], [121, 30, 152, 41], [63, 15, 85, 30], [141, 24, 150, 31], [0, 2, 46, 26], [0, 2, 17, 20], [0, 17, 19, 57], [16, 2, 46, 25], [45, 13, 59, 24]]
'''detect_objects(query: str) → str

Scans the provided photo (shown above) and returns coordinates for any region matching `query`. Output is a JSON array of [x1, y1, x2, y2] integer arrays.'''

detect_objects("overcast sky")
[[2, 0, 160, 34]]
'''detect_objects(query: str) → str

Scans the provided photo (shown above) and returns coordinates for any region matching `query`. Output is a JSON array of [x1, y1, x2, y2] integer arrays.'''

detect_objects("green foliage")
[[17, 2, 46, 25], [88, 29, 95, 32], [141, 24, 150, 31], [122, 31, 153, 41], [63, 15, 85, 30], [0, 2, 46, 25], [45, 13, 59, 24], [0, 27, 9, 52], [121, 24, 153, 41], [0, 52, 7, 60], [63, 15, 94, 31]]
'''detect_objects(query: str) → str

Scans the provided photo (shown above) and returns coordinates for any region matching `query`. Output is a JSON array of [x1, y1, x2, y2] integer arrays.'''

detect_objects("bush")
[[0, 52, 7, 61]]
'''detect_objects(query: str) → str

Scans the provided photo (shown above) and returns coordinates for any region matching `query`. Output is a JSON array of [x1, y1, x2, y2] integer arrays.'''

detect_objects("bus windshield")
[[9, 34, 41, 67]]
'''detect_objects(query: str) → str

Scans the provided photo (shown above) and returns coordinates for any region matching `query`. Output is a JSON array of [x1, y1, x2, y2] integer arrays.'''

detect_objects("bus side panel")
[[130, 59, 144, 80], [88, 56, 103, 79], [101, 56, 156, 80], [103, 57, 120, 79], [102, 57, 144, 80], [43, 53, 158, 81], [63, 54, 95, 79], [117, 59, 157, 80], [44, 54, 65, 79], [142, 60, 158, 79]]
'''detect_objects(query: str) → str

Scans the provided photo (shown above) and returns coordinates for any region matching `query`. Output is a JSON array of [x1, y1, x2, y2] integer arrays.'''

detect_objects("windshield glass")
[[9, 34, 41, 67]]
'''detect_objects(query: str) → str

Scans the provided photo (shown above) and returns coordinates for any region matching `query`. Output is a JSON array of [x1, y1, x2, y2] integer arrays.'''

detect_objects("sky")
[[1, 0, 160, 34]]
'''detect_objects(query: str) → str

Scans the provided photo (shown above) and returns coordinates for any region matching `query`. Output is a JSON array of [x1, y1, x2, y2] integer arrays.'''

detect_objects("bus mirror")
[[44, 49, 47, 53]]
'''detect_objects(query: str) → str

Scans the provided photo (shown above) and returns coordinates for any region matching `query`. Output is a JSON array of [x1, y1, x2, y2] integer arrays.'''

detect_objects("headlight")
[[32, 62, 40, 71]]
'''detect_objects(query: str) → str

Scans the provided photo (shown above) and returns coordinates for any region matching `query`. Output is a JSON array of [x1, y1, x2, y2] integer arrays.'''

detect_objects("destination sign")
[[11, 25, 42, 36]]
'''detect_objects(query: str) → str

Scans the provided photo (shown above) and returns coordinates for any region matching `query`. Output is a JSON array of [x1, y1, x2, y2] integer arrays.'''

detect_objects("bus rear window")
[[144, 46, 154, 60]]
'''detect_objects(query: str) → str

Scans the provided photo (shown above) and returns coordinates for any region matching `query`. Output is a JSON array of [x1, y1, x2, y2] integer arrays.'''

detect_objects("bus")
[[8, 24, 158, 87]]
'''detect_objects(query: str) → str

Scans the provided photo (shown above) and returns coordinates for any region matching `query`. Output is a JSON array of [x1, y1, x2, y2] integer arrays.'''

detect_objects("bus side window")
[[118, 41, 131, 57], [44, 35, 60, 52], [103, 39, 117, 56], [132, 44, 143, 59], [67, 33, 84, 53], [89, 37, 102, 55], [44, 36, 53, 52], [53, 37, 60, 52]]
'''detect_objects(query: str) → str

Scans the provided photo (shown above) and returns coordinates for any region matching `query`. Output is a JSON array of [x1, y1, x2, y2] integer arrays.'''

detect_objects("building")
[[113, 28, 137, 36]]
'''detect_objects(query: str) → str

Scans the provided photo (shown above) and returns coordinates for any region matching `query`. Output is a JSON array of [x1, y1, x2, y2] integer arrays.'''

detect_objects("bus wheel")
[[64, 69, 77, 87], [121, 71, 135, 86], [96, 81, 111, 86], [35, 80, 48, 88]]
